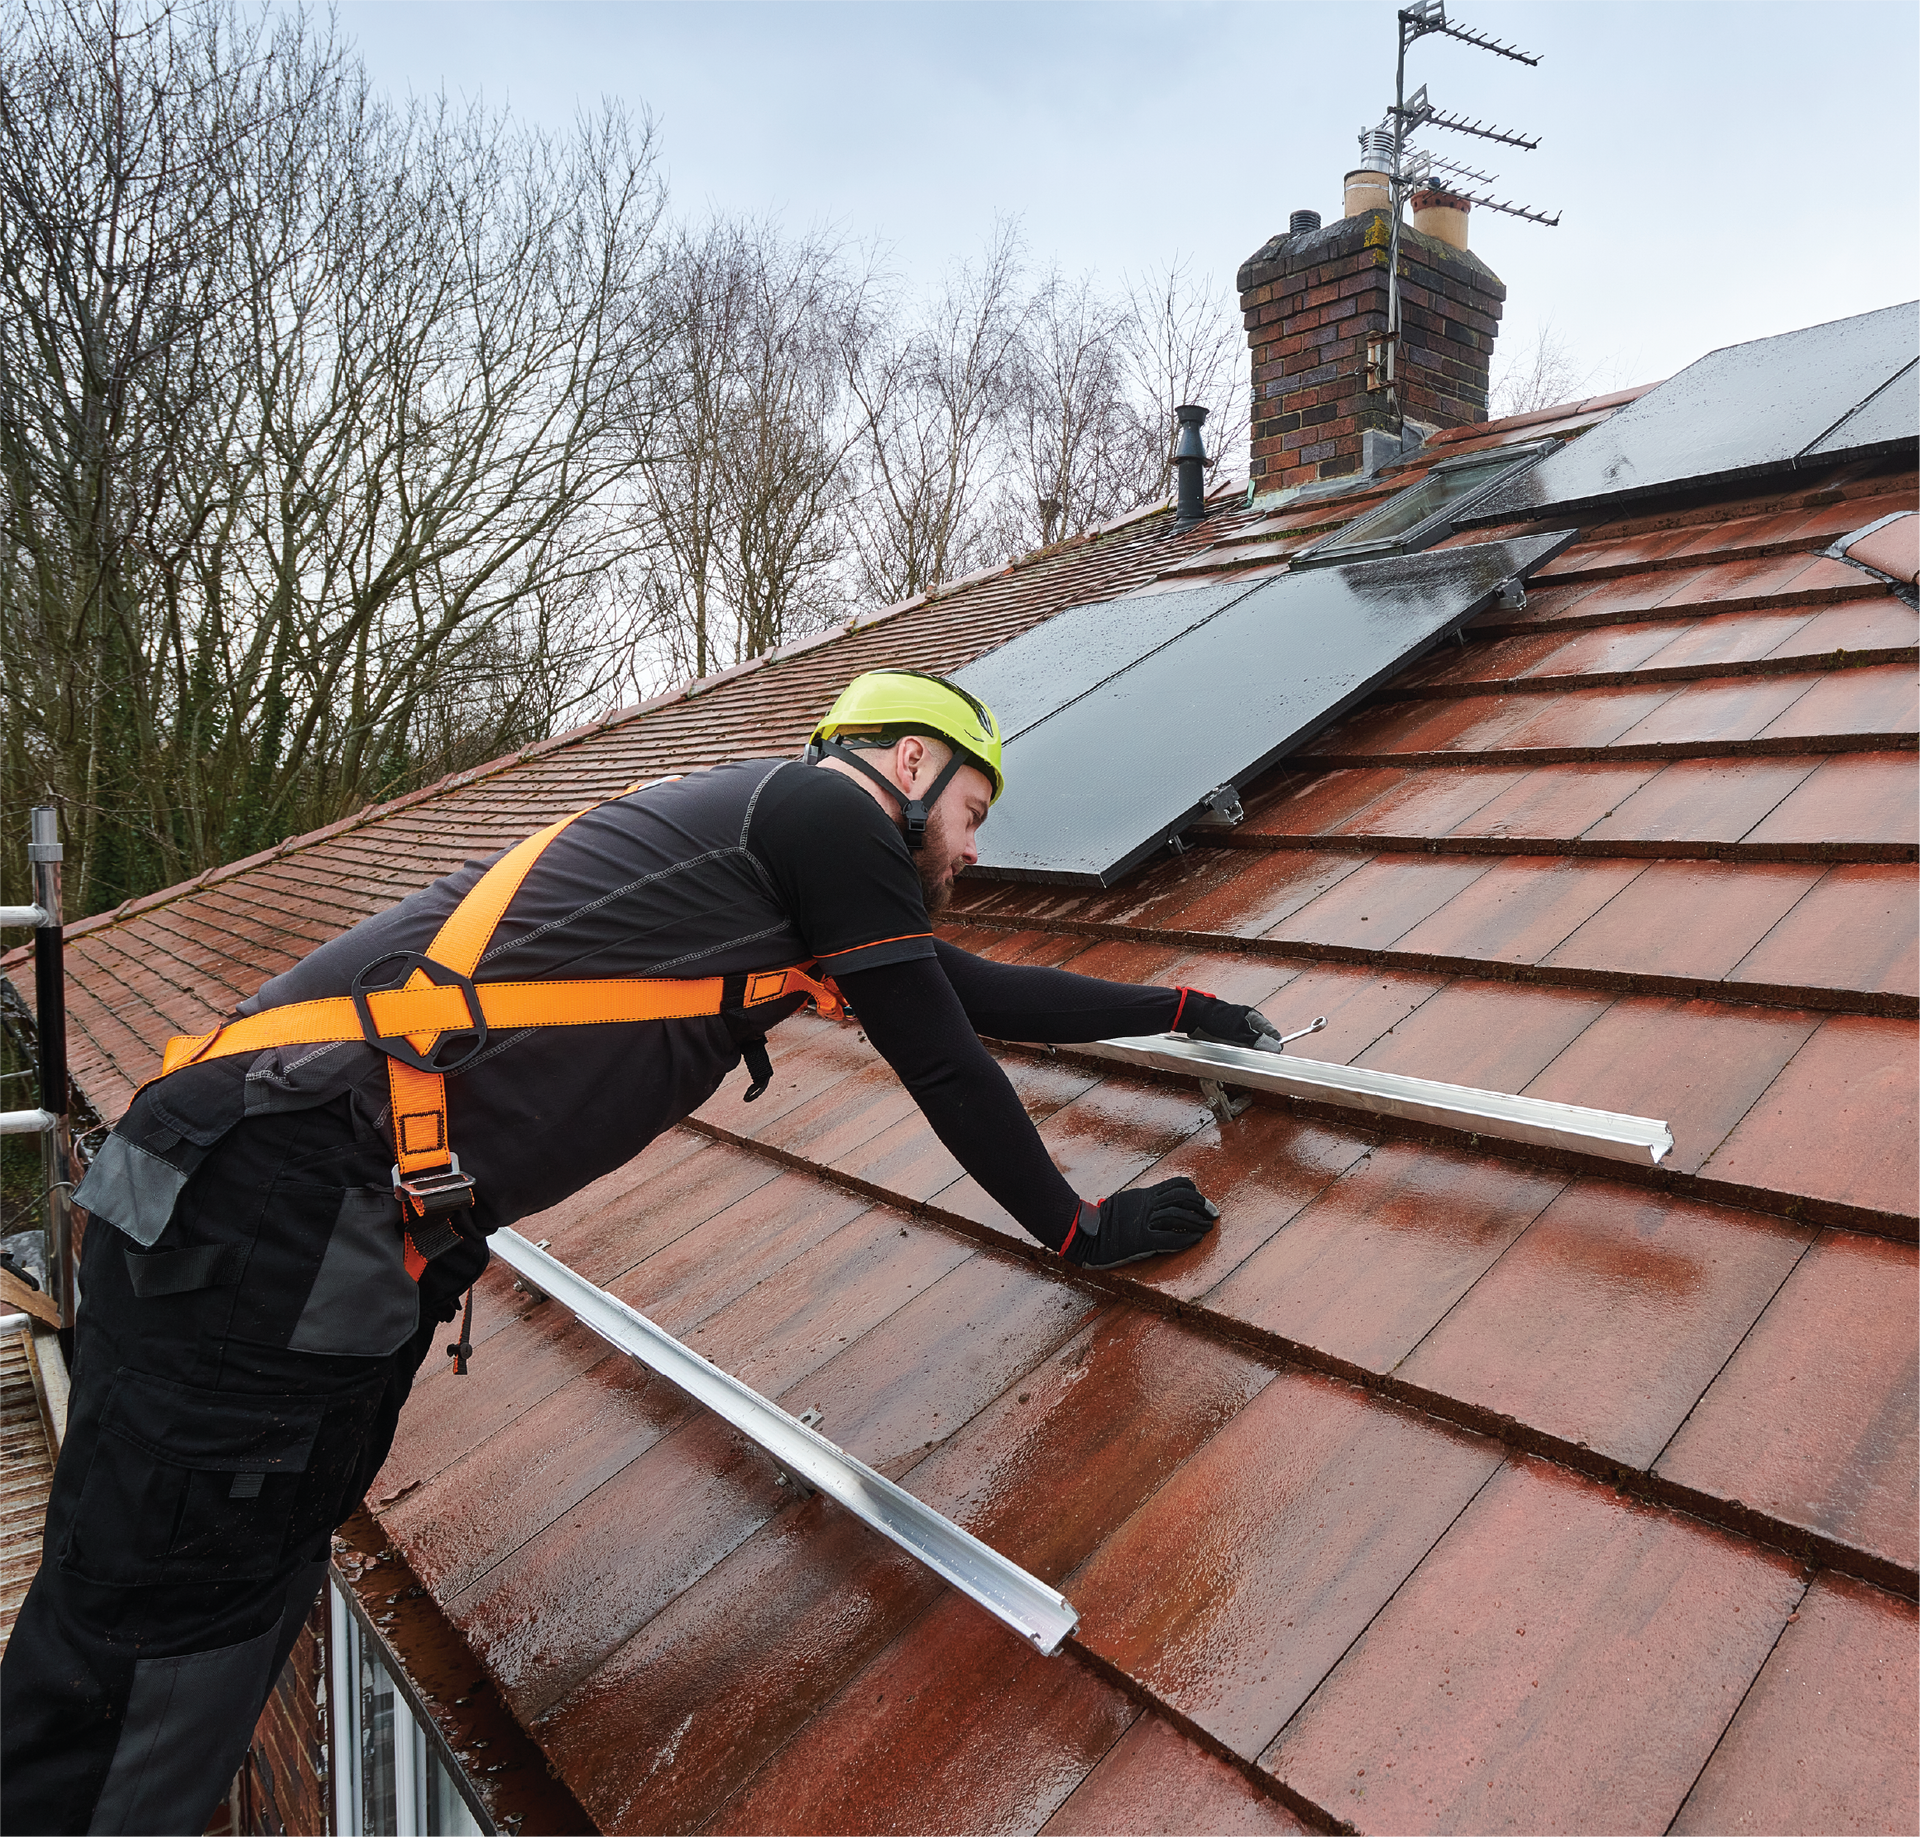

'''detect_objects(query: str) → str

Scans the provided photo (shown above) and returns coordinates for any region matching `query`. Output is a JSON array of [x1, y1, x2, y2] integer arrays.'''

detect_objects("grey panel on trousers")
[[288, 1185, 420, 1356], [957, 578, 1267, 739], [89, 1616, 284, 1835], [969, 530, 1575, 885], [1460, 301, 1919, 527]]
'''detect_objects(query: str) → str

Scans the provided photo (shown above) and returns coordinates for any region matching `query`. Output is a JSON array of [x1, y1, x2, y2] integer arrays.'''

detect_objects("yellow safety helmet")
[[806, 670, 1004, 849]]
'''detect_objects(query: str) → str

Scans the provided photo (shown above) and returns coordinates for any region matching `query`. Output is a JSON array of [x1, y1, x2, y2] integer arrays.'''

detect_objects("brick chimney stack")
[[1237, 163, 1507, 495]]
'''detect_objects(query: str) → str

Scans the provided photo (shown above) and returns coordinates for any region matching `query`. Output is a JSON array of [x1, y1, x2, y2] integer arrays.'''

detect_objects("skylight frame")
[[1289, 438, 1558, 569]]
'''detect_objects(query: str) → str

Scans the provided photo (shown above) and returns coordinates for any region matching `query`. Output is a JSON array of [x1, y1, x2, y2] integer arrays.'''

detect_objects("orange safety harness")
[[156, 799, 847, 1293]]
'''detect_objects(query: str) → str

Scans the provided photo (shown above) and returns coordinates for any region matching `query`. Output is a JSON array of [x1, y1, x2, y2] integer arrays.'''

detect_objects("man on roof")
[[3, 668, 1286, 1834]]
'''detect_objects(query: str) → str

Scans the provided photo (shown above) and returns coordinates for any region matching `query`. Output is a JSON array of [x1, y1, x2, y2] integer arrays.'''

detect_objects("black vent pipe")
[[1290, 209, 1322, 233], [1172, 404, 1209, 529]]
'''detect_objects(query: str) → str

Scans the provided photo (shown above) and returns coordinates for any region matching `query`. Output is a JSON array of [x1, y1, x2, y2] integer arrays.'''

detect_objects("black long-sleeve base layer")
[[834, 941, 1179, 1253]]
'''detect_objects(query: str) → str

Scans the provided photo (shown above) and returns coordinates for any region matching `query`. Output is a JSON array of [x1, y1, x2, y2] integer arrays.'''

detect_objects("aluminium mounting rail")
[[487, 1229, 1080, 1656], [1091, 1034, 1674, 1167]]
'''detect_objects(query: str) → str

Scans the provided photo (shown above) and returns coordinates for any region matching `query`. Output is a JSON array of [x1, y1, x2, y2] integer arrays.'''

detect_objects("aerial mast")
[[1372, 1, 1559, 421]]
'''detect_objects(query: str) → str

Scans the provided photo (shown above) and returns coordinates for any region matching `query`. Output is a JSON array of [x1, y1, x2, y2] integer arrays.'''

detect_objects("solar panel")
[[960, 530, 1574, 885], [959, 578, 1267, 739], [1460, 301, 1919, 528]]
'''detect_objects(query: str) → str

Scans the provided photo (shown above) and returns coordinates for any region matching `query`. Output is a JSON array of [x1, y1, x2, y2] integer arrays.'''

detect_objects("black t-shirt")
[[741, 761, 936, 976]]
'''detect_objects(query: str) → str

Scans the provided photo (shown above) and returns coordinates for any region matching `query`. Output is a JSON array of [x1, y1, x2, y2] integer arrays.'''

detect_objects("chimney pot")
[[1289, 209, 1322, 235], [1410, 187, 1471, 251], [1343, 168, 1393, 219]]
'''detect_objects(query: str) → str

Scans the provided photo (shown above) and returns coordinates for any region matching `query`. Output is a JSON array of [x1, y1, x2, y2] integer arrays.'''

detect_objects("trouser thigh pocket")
[[60, 1371, 326, 1587]]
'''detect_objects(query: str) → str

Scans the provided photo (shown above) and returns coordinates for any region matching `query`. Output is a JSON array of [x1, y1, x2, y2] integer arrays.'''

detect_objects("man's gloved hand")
[[1174, 988, 1284, 1051], [1062, 1178, 1220, 1268]]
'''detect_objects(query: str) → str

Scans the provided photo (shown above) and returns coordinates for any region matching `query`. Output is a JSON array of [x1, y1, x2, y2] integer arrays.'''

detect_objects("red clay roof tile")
[[1670, 1570, 1918, 1836], [1655, 1228, 1918, 1572], [1204, 1141, 1564, 1373], [1073, 1372, 1501, 1758], [1262, 1459, 1803, 1833], [1396, 1181, 1813, 1466]]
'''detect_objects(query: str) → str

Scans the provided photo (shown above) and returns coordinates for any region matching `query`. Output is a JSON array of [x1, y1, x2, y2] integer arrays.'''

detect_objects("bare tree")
[[990, 268, 1146, 556], [1, 0, 665, 911], [1488, 320, 1590, 418], [629, 216, 855, 681], [1117, 254, 1250, 500], [840, 221, 1029, 606]]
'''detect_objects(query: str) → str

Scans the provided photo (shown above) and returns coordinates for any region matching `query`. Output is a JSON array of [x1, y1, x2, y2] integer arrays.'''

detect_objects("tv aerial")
[[1365, 0, 1560, 413]]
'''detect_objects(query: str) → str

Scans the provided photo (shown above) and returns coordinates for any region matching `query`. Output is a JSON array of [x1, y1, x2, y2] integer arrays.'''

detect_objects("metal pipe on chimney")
[[1171, 406, 1210, 529]]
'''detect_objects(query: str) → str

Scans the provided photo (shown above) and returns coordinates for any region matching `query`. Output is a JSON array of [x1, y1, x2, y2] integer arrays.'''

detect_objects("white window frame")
[[329, 1579, 486, 1836]]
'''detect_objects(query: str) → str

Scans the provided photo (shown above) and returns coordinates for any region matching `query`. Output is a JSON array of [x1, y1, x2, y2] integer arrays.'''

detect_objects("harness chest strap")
[[155, 797, 848, 1278]]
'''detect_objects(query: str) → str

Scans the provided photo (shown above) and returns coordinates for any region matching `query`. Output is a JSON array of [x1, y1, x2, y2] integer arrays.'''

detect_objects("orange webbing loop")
[[744, 964, 850, 1022], [380, 804, 598, 1230]]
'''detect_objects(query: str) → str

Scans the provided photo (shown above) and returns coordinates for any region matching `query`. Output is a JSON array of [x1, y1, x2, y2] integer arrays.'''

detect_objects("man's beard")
[[915, 804, 959, 913], [916, 848, 955, 915]]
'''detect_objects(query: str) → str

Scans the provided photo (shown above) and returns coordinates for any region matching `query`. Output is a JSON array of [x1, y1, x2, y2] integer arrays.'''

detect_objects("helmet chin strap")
[[811, 739, 963, 851]]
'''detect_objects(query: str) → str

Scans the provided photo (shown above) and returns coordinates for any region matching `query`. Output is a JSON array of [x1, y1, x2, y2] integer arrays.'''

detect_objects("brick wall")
[[1237, 208, 1506, 492]]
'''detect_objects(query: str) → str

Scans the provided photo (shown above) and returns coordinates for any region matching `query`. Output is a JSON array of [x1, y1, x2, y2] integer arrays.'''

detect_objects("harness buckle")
[[352, 950, 489, 1073], [393, 1152, 477, 1220]]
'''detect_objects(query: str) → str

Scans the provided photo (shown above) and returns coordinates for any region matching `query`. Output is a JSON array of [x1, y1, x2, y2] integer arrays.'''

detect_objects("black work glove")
[[1062, 1177, 1220, 1268], [1174, 987, 1284, 1051]]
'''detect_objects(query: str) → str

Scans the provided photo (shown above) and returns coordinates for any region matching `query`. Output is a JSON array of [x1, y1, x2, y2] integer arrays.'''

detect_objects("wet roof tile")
[[708, 1593, 1138, 1836], [1538, 858, 1826, 981], [1755, 659, 1918, 740], [1728, 863, 1919, 999], [1262, 1458, 1803, 1834], [1351, 980, 1613, 1095], [1741, 750, 1920, 847], [1259, 854, 1494, 951], [1204, 1141, 1564, 1373], [1039, 1711, 1310, 1835], [1116, 1107, 1375, 1303], [1388, 854, 1647, 964], [535, 1502, 946, 1833], [1701, 1014, 1918, 1216], [382, 1349, 688, 1600], [1442, 759, 1661, 842], [1580, 756, 1818, 845], [1656, 1229, 1919, 1570], [1396, 1181, 1813, 1466], [1669, 1571, 1918, 1836], [1073, 1371, 1501, 1758]]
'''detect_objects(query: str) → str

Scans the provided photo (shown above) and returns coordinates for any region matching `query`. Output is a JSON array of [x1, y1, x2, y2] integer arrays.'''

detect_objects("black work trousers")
[[1, 1100, 468, 1836]]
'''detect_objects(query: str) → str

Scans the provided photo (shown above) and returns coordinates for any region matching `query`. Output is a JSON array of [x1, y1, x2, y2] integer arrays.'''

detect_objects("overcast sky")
[[336, 0, 1920, 408]]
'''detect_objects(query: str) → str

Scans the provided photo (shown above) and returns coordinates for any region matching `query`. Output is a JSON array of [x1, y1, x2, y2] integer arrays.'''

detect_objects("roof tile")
[[1396, 1181, 1813, 1466], [1040, 1711, 1310, 1835], [1519, 996, 1822, 1175], [1204, 1141, 1564, 1372], [1701, 1014, 1919, 1214], [1728, 863, 1919, 999], [1263, 1459, 1803, 1833], [1656, 1229, 1918, 1571], [1073, 1371, 1501, 1757], [708, 1593, 1136, 1836], [1669, 1571, 1918, 1836]]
